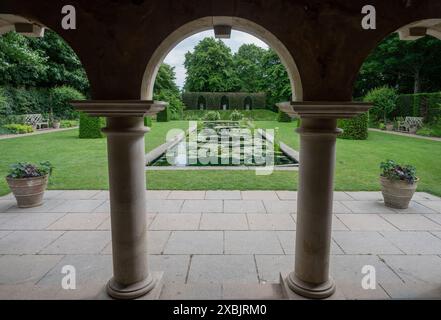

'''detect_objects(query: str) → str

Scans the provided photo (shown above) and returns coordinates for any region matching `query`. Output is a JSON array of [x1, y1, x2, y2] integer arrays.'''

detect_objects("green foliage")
[[363, 86, 398, 123], [79, 112, 105, 139], [144, 117, 153, 127], [277, 110, 292, 122], [355, 33, 441, 97], [0, 85, 84, 120], [395, 93, 441, 122], [234, 44, 266, 92], [416, 120, 441, 137], [203, 111, 221, 121], [261, 49, 292, 109], [338, 112, 369, 140], [153, 64, 184, 120], [184, 38, 238, 92], [0, 30, 89, 93], [60, 120, 78, 128], [50, 86, 85, 119], [229, 110, 244, 121], [7, 161, 53, 179], [2, 123, 34, 134], [380, 160, 417, 184], [156, 106, 171, 122]]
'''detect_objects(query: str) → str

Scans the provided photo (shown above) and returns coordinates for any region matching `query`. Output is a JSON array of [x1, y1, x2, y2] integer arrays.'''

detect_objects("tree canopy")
[[354, 33, 441, 97], [0, 30, 89, 94]]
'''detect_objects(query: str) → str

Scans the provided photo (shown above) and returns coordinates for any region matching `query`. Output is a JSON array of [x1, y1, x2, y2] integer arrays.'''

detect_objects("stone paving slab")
[[205, 190, 241, 200], [40, 231, 111, 255], [224, 231, 284, 254], [168, 191, 206, 200], [336, 214, 398, 231], [1, 190, 441, 299], [181, 200, 223, 213], [164, 231, 224, 254], [224, 200, 266, 214], [187, 255, 258, 284], [379, 255, 441, 299], [200, 214, 248, 230], [0, 230, 64, 254], [150, 214, 201, 230], [380, 231, 441, 254], [332, 231, 403, 255], [380, 214, 441, 231], [0, 212, 66, 230]]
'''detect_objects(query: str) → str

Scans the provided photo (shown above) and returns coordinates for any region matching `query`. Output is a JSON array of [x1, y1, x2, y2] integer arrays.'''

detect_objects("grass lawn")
[[256, 121, 441, 196], [1, 120, 440, 196]]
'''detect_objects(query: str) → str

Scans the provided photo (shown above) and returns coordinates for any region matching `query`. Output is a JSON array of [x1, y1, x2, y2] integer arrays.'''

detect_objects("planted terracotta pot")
[[52, 122, 61, 129], [6, 175, 49, 208], [380, 176, 418, 209]]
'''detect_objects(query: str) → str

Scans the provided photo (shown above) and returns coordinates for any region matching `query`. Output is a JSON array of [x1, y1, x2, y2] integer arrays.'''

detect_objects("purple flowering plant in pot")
[[5, 161, 53, 208]]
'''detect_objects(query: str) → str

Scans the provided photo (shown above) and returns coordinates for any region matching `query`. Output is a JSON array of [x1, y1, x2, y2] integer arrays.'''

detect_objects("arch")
[[220, 95, 229, 110], [141, 16, 303, 102], [244, 96, 252, 110], [197, 95, 206, 110]]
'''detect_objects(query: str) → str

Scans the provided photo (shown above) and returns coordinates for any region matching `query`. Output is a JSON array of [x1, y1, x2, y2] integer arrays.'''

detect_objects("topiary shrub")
[[338, 112, 369, 140], [144, 116, 153, 127], [79, 112, 105, 139], [50, 86, 85, 120], [277, 110, 292, 122], [156, 106, 171, 122]]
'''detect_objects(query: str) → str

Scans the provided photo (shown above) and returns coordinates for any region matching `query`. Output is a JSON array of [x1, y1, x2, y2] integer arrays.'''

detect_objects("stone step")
[[159, 282, 286, 300]]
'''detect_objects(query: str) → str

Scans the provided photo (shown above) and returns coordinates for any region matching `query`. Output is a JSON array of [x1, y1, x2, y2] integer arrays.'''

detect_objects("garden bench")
[[397, 117, 424, 134], [24, 114, 49, 130]]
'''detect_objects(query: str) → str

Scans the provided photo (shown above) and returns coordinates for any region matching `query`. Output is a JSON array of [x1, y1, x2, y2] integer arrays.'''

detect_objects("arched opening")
[[197, 96, 206, 110], [220, 95, 229, 110], [141, 17, 303, 102], [244, 96, 252, 110]]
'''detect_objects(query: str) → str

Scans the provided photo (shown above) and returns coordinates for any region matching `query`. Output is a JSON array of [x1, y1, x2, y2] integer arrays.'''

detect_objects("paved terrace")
[[0, 190, 441, 300]]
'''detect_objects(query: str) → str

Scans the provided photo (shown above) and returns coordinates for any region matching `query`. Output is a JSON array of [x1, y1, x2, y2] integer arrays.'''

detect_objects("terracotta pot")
[[6, 175, 49, 208], [52, 122, 61, 129], [380, 176, 418, 209], [385, 124, 394, 131]]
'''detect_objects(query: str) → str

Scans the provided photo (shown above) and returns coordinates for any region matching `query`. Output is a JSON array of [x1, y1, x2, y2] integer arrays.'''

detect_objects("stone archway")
[[141, 16, 303, 102]]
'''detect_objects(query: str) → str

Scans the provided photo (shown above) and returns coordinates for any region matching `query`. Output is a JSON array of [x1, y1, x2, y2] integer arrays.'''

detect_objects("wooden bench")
[[24, 114, 49, 130], [397, 117, 424, 134]]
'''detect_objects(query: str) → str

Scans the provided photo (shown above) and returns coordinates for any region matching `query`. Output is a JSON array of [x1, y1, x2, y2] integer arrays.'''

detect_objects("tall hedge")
[[277, 110, 292, 122], [395, 92, 441, 122], [337, 112, 369, 140], [0, 85, 84, 120], [79, 112, 105, 139], [182, 92, 266, 110], [157, 106, 171, 122]]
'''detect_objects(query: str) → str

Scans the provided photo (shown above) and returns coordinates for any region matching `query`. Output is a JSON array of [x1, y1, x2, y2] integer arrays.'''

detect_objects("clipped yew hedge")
[[79, 112, 105, 139], [157, 106, 171, 122], [395, 92, 441, 122], [277, 110, 292, 122], [182, 92, 266, 110], [337, 112, 369, 140]]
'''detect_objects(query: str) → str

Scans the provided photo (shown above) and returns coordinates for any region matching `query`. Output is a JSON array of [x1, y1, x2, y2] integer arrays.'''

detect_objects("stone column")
[[72, 100, 165, 299], [278, 102, 371, 299]]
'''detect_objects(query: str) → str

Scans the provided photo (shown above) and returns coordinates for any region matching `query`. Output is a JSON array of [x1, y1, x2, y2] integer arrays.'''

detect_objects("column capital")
[[71, 100, 166, 117], [277, 101, 372, 119]]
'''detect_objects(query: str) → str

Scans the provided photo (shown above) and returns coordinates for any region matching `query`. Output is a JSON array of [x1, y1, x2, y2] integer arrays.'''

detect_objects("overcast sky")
[[163, 30, 268, 89]]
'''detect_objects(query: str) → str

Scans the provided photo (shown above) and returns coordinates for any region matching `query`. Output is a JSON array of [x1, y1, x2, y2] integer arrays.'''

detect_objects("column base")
[[280, 272, 336, 299], [106, 272, 163, 300]]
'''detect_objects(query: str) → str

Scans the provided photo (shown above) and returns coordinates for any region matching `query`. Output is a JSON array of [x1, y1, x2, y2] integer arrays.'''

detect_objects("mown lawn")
[[256, 121, 441, 196], [1, 120, 440, 196]]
